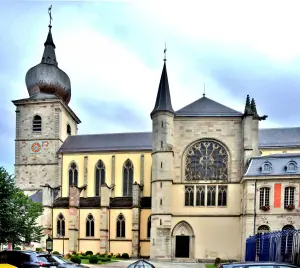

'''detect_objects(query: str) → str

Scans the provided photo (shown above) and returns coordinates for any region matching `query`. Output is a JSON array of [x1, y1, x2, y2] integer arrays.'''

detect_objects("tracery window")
[[57, 213, 65, 236], [207, 186, 216, 206], [184, 186, 194, 206], [95, 160, 105, 196], [147, 216, 151, 238], [116, 213, 125, 238], [185, 140, 228, 181], [196, 186, 205, 206], [259, 187, 270, 209], [218, 185, 227, 206], [123, 159, 133, 197], [32, 115, 42, 132], [69, 162, 78, 187], [86, 214, 95, 237], [284, 187, 295, 209]]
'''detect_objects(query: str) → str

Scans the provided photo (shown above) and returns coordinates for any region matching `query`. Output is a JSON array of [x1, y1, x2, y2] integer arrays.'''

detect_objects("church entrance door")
[[175, 235, 190, 258]]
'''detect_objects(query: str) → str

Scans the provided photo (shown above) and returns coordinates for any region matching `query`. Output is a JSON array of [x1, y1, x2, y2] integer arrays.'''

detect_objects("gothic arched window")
[[184, 186, 194, 206], [256, 225, 270, 257], [67, 124, 71, 135], [69, 162, 78, 187], [123, 159, 133, 196], [86, 214, 95, 237], [147, 216, 151, 238], [95, 160, 105, 196], [57, 213, 65, 236], [185, 140, 228, 180], [116, 213, 125, 238], [32, 115, 42, 132]]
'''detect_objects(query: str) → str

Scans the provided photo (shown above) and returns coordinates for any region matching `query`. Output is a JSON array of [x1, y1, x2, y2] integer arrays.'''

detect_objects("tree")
[[0, 167, 43, 245]]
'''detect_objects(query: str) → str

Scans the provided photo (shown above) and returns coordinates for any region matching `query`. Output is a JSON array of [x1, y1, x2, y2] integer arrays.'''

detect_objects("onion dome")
[[25, 25, 71, 104]]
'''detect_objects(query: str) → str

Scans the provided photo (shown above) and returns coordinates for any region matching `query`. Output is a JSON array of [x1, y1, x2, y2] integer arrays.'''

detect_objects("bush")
[[70, 256, 81, 264], [36, 248, 42, 252], [115, 253, 121, 258], [86, 250, 93, 256], [72, 251, 77, 255], [89, 255, 98, 264], [99, 258, 108, 262], [14, 247, 21, 250], [122, 253, 129, 259], [214, 258, 221, 266], [52, 251, 59, 255]]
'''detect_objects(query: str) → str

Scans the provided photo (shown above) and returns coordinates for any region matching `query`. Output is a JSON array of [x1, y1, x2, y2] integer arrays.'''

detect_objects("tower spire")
[[244, 94, 253, 115], [41, 6, 57, 66], [150, 47, 174, 118]]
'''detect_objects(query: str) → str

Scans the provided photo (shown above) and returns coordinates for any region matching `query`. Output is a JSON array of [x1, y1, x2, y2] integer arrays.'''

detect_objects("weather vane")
[[163, 42, 167, 62], [48, 5, 53, 26]]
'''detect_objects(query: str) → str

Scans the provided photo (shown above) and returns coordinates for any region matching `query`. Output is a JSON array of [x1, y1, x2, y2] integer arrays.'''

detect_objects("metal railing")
[[246, 229, 300, 266]]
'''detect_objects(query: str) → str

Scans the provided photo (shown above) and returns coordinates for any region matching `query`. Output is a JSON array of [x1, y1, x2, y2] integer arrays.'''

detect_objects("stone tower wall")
[[150, 112, 174, 260]]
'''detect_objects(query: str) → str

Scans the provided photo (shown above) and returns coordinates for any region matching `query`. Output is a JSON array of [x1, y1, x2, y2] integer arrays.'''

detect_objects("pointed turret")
[[150, 61, 174, 118], [244, 95, 254, 115], [41, 25, 57, 66], [251, 98, 268, 121]]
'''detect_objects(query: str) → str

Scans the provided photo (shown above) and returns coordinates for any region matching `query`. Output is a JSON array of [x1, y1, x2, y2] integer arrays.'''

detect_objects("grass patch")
[[80, 258, 119, 265], [205, 265, 216, 268]]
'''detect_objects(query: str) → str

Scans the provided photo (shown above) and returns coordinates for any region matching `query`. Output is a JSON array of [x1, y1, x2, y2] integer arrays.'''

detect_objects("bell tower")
[[150, 55, 175, 260]]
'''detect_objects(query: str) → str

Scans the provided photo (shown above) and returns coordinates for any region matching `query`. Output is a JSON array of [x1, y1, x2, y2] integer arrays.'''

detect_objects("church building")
[[13, 19, 300, 261]]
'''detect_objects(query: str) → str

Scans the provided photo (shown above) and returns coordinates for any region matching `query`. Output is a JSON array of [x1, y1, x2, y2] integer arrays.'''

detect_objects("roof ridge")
[[72, 131, 152, 137]]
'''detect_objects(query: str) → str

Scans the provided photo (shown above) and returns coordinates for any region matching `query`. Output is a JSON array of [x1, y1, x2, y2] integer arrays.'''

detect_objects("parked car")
[[51, 255, 88, 268], [220, 262, 299, 268], [0, 250, 58, 267]]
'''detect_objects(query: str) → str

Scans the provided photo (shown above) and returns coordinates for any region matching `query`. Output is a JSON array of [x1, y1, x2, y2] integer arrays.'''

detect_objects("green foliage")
[[85, 250, 93, 255], [89, 255, 98, 264], [14, 246, 21, 250], [52, 251, 59, 255], [122, 253, 129, 259], [36, 248, 42, 252], [70, 256, 81, 264], [0, 167, 44, 245], [214, 257, 221, 266]]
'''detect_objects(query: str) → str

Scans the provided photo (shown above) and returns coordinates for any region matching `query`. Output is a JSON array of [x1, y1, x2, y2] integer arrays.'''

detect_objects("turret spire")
[[244, 94, 253, 115], [41, 6, 57, 66], [150, 49, 174, 118]]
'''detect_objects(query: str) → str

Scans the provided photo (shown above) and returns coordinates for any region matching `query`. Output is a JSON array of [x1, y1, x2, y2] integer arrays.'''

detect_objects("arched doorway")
[[171, 221, 195, 259]]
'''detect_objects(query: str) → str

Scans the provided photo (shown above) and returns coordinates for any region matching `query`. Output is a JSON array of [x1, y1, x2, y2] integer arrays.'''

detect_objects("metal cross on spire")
[[203, 82, 206, 97], [163, 42, 167, 62], [48, 5, 53, 26]]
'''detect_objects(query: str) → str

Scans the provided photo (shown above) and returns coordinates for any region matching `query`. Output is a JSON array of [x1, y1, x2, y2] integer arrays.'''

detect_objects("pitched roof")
[[245, 153, 300, 177], [259, 127, 300, 148], [150, 62, 174, 117], [176, 96, 243, 117], [58, 132, 152, 153], [57, 127, 300, 154]]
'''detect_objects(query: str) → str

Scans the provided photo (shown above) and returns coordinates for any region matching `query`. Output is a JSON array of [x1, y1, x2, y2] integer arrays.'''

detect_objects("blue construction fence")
[[245, 229, 300, 266]]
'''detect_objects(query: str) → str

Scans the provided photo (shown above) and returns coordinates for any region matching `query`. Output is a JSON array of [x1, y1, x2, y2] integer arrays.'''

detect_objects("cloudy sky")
[[1, 0, 300, 174]]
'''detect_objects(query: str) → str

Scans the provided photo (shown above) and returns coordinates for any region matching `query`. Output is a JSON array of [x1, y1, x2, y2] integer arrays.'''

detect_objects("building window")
[[259, 187, 270, 210], [286, 161, 297, 173], [185, 140, 228, 181], [32, 115, 42, 132], [69, 162, 78, 187], [116, 213, 125, 238], [57, 213, 65, 236], [95, 160, 105, 196], [147, 216, 151, 238], [67, 124, 71, 135], [261, 162, 272, 174], [196, 186, 205, 206], [281, 225, 295, 260], [284, 187, 295, 209], [257, 225, 270, 256], [207, 186, 216, 206], [123, 159, 133, 197], [185, 186, 194, 206], [86, 214, 95, 237], [218, 185, 227, 206]]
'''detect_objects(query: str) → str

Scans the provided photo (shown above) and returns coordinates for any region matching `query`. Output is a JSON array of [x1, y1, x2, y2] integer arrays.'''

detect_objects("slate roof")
[[245, 153, 300, 177], [259, 127, 300, 148], [176, 96, 243, 117], [58, 132, 152, 153], [29, 190, 43, 203]]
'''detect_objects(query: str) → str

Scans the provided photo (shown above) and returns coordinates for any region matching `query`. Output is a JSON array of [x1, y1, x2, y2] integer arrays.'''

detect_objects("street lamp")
[[46, 235, 53, 254]]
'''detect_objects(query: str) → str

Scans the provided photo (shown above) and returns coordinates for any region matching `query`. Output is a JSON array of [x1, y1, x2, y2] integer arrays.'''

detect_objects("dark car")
[[51, 255, 87, 268], [0, 250, 58, 267], [220, 262, 299, 268]]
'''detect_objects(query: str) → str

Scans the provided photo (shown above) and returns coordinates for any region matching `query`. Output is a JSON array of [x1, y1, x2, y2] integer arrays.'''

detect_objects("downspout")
[[78, 208, 80, 252], [138, 207, 141, 258], [253, 180, 257, 236]]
